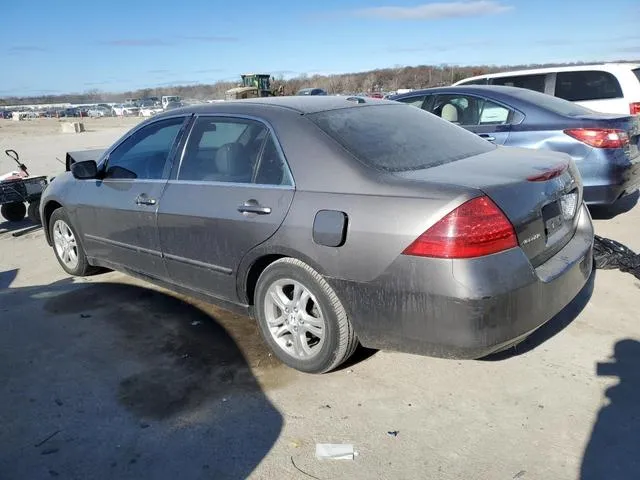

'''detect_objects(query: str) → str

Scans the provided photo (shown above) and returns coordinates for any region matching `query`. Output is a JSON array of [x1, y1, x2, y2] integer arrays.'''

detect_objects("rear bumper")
[[580, 150, 640, 205], [329, 204, 594, 359]]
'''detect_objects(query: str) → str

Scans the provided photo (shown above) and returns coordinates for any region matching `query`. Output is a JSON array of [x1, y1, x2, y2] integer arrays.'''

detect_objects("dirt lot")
[[1, 119, 639, 480]]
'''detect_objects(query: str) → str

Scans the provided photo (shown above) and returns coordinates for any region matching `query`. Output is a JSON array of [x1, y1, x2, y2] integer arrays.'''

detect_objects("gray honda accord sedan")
[[40, 96, 594, 373]]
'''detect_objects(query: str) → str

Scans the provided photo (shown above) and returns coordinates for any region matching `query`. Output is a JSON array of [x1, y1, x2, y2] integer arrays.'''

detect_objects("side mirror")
[[71, 160, 98, 179]]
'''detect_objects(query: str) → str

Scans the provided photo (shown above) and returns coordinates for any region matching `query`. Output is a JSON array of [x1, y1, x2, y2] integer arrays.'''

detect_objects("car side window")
[[478, 99, 511, 125], [253, 135, 293, 186], [490, 74, 546, 93], [104, 117, 185, 180], [431, 95, 512, 126], [178, 117, 292, 186], [555, 70, 623, 102], [396, 95, 426, 108]]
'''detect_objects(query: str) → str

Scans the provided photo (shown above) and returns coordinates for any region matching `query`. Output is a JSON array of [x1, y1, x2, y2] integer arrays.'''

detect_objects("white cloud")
[[355, 1, 513, 20]]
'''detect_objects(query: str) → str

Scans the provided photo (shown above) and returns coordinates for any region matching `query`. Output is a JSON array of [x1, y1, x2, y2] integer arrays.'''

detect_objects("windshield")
[[308, 104, 495, 172]]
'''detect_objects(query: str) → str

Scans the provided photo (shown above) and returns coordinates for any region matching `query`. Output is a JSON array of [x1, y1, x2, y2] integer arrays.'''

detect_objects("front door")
[[75, 116, 188, 278], [157, 115, 295, 302], [429, 93, 514, 145]]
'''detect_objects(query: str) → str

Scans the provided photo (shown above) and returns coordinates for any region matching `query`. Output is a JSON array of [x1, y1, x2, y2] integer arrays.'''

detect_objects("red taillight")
[[564, 128, 629, 148], [402, 196, 518, 259], [630, 102, 640, 115]]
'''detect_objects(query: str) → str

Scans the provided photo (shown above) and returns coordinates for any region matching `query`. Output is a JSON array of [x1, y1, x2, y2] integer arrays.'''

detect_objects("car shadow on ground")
[[0, 268, 18, 289], [0, 218, 42, 237], [588, 190, 639, 220], [0, 276, 284, 479], [482, 267, 596, 361], [580, 339, 640, 479]]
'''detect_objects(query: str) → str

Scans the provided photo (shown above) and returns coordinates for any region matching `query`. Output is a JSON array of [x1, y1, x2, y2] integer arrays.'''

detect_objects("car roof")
[[156, 95, 396, 116], [391, 84, 534, 100], [455, 62, 640, 84]]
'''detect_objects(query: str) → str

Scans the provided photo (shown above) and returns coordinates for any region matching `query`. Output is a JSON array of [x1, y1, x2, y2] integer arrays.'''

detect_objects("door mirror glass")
[[71, 160, 98, 179]]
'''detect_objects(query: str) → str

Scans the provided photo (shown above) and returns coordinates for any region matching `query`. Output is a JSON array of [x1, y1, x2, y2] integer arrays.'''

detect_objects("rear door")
[[427, 93, 515, 145], [157, 115, 295, 302], [75, 115, 188, 278]]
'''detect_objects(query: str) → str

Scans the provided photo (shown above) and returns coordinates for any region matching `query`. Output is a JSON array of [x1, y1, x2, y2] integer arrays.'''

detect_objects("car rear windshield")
[[633, 68, 640, 83], [555, 70, 623, 102], [307, 104, 495, 172], [507, 87, 595, 116]]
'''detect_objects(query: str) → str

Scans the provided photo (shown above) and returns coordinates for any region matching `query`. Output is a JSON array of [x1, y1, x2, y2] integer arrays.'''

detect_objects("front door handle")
[[135, 194, 157, 206], [478, 134, 496, 142], [238, 200, 271, 215]]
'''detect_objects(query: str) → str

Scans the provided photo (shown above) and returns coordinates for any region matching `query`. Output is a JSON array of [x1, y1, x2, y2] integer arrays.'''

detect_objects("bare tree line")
[[2, 60, 638, 106]]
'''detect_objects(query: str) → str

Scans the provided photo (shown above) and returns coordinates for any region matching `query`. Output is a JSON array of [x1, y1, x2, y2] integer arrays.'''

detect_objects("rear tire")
[[1, 202, 27, 222], [49, 207, 98, 276], [254, 258, 358, 374]]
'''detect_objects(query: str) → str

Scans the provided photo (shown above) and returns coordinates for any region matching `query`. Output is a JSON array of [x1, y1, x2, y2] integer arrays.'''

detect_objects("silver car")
[[40, 97, 594, 373]]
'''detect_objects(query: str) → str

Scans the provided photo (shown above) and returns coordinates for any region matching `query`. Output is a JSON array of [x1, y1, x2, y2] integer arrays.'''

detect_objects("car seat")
[[213, 143, 253, 183], [441, 103, 460, 124]]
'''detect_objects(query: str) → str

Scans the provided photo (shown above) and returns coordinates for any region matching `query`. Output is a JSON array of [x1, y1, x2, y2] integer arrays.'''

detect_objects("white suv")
[[453, 63, 640, 115]]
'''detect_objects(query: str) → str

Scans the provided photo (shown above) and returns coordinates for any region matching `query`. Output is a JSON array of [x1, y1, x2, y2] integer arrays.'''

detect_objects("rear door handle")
[[238, 200, 271, 215], [135, 194, 157, 206], [478, 134, 496, 142]]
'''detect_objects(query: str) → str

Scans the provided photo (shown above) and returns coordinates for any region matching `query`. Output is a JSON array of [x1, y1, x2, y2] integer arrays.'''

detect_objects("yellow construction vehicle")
[[225, 74, 285, 100]]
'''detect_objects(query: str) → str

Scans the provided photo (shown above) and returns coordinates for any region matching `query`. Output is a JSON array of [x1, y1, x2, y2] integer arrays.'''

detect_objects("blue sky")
[[2, 0, 638, 96]]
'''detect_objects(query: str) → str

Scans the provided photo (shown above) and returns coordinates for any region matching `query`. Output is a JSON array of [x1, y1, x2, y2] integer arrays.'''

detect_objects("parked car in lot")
[[390, 85, 640, 206], [453, 63, 640, 116], [112, 104, 140, 116], [40, 97, 594, 373], [139, 105, 164, 117], [296, 88, 328, 96], [87, 106, 111, 118]]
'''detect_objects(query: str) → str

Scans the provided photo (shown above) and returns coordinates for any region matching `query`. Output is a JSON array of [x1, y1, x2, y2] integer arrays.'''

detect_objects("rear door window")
[[429, 94, 513, 126], [491, 74, 547, 93], [308, 104, 495, 172], [555, 70, 623, 101], [178, 116, 292, 185], [632, 68, 640, 83]]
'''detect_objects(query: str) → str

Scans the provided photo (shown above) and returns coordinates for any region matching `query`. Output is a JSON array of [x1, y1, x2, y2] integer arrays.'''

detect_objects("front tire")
[[254, 258, 358, 374], [1, 202, 26, 222], [49, 208, 97, 276]]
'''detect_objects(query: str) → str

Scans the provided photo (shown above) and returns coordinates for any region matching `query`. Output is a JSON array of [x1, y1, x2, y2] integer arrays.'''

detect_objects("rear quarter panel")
[[237, 186, 476, 293], [507, 127, 593, 162]]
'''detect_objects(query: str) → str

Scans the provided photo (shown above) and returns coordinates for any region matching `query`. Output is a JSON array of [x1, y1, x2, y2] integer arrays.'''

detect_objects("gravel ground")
[[1, 119, 639, 480]]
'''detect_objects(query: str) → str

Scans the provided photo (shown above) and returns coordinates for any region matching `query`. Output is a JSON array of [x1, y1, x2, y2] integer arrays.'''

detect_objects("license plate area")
[[543, 200, 563, 237], [542, 190, 578, 240]]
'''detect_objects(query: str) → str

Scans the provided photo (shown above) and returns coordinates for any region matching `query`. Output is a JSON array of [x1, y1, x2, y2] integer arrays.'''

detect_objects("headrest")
[[441, 103, 459, 123], [215, 143, 251, 176]]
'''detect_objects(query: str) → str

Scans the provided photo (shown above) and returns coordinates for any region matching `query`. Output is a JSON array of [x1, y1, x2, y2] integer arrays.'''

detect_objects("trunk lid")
[[395, 147, 583, 266]]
